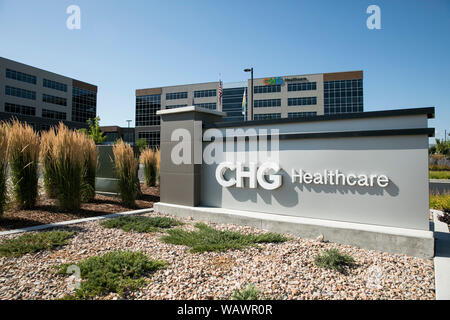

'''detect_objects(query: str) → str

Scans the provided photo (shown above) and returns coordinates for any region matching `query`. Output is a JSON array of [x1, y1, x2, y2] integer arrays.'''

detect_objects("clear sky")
[[0, 0, 448, 141]]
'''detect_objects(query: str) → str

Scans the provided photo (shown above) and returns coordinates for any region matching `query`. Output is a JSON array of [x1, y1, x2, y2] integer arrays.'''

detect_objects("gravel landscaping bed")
[[0, 211, 435, 300], [0, 184, 159, 231]]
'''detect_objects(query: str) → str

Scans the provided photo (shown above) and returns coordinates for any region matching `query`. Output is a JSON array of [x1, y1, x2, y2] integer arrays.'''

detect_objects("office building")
[[135, 70, 363, 147], [0, 57, 97, 131]]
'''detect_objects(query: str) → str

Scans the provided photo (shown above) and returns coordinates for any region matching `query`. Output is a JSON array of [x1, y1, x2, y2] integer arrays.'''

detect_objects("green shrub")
[[6, 119, 40, 209], [0, 123, 7, 216], [161, 223, 288, 253], [56, 250, 166, 299], [100, 216, 183, 233], [0, 231, 74, 257], [232, 284, 264, 300], [429, 171, 450, 179], [314, 248, 355, 273], [113, 140, 139, 208], [430, 193, 450, 210]]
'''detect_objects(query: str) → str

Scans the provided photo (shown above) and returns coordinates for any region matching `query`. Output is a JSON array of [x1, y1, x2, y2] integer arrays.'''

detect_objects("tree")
[[435, 138, 450, 156], [136, 138, 148, 152], [80, 117, 107, 145]]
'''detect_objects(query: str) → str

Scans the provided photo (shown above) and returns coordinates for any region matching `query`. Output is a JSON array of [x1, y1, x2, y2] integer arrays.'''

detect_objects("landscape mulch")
[[0, 184, 159, 231]]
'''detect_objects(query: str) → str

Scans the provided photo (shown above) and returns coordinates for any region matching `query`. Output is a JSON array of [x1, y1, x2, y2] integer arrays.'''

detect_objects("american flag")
[[218, 79, 223, 110]]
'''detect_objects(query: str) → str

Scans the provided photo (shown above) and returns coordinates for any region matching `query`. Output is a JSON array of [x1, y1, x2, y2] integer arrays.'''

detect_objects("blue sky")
[[0, 0, 448, 141]]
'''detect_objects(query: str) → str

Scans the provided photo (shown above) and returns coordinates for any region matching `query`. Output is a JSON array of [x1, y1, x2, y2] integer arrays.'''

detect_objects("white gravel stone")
[[0, 211, 435, 300]]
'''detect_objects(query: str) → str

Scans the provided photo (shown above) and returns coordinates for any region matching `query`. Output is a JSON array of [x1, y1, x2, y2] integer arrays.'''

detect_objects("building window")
[[6, 68, 36, 84], [42, 109, 66, 120], [288, 82, 317, 92], [254, 85, 281, 94], [194, 89, 216, 98], [166, 92, 188, 100], [254, 99, 281, 108], [43, 94, 67, 106], [194, 102, 216, 110], [43, 79, 67, 92], [138, 131, 160, 148], [136, 94, 161, 127], [288, 97, 317, 106], [72, 87, 97, 123], [222, 87, 246, 122], [254, 113, 281, 120], [166, 104, 187, 109], [4, 102, 36, 116], [288, 112, 317, 118], [324, 79, 363, 114], [5, 85, 36, 100]]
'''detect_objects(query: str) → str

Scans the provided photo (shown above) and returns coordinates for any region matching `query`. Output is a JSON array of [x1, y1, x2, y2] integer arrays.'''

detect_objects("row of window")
[[166, 104, 187, 109], [287, 97, 317, 106], [254, 85, 281, 94], [42, 108, 66, 120], [254, 99, 281, 108], [324, 79, 362, 90], [253, 113, 281, 120], [43, 93, 67, 106], [43, 79, 67, 92], [5, 85, 36, 100], [137, 131, 160, 148], [194, 102, 216, 110], [325, 89, 362, 98], [194, 89, 216, 98], [6, 68, 36, 84], [166, 92, 187, 100], [287, 82, 317, 92], [288, 112, 317, 118], [4, 102, 36, 116]]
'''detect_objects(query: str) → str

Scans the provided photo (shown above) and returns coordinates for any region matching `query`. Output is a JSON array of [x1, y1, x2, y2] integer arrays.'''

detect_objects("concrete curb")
[[0, 208, 154, 237], [432, 209, 450, 300]]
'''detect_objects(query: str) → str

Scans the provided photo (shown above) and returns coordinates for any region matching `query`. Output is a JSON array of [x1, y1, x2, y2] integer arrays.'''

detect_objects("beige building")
[[135, 70, 363, 147], [0, 57, 97, 131]]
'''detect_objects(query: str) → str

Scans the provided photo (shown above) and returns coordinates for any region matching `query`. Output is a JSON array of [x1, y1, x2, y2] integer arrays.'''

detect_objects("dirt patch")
[[0, 184, 160, 231]]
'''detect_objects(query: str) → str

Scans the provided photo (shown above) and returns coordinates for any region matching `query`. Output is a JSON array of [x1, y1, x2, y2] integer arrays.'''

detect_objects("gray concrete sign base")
[[154, 202, 434, 259]]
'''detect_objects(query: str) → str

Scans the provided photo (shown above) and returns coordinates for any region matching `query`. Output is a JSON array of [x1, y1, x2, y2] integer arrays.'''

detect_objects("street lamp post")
[[244, 68, 254, 121]]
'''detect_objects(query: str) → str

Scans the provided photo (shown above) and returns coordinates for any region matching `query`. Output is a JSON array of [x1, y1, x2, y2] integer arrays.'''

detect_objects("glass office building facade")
[[135, 70, 363, 147], [0, 57, 97, 131]]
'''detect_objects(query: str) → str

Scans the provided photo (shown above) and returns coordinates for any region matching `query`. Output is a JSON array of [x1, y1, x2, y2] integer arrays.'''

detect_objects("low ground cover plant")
[[113, 140, 139, 208], [7, 119, 40, 209], [0, 123, 7, 215], [56, 250, 166, 299], [430, 193, 450, 211], [161, 223, 288, 253], [314, 248, 355, 273], [429, 171, 450, 179], [100, 215, 183, 233], [0, 231, 74, 257], [232, 284, 265, 300]]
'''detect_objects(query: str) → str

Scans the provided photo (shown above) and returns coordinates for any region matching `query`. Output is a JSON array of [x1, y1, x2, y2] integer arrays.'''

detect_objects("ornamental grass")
[[0, 123, 8, 215], [40, 128, 58, 198], [113, 140, 139, 208], [6, 119, 40, 209], [141, 148, 158, 187], [51, 123, 85, 210], [80, 133, 98, 202]]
